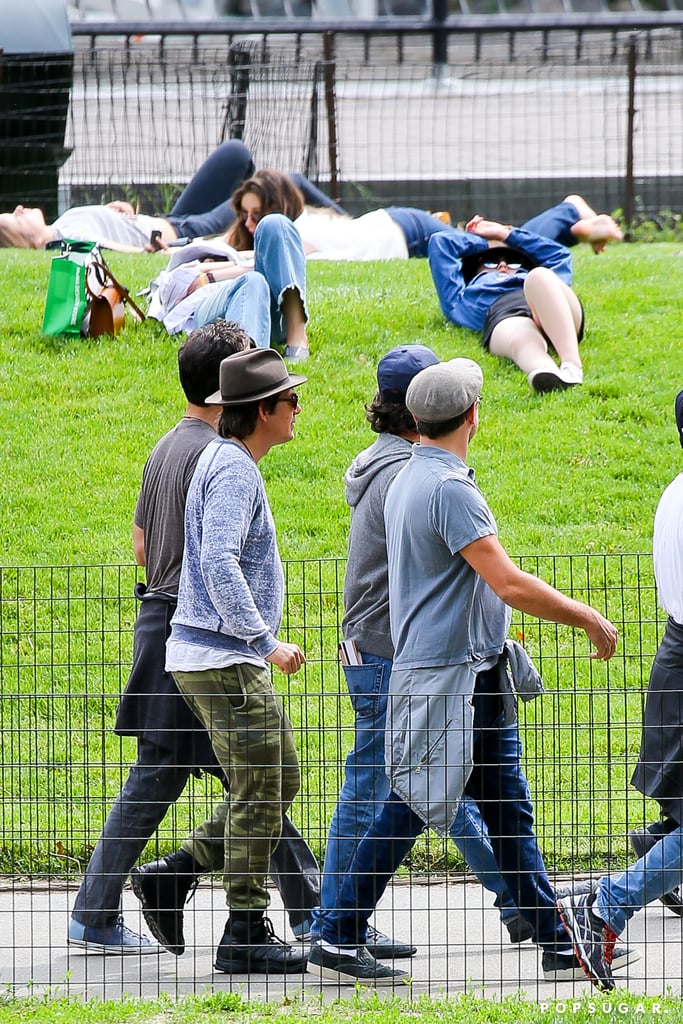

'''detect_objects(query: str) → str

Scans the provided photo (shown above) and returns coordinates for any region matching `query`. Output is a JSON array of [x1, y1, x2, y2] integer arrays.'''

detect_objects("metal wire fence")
[[1, 553, 679, 1000], [6, 19, 683, 225]]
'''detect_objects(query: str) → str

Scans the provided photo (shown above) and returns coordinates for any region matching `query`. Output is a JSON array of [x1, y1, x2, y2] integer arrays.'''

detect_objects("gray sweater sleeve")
[[199, 458, 281, 659]]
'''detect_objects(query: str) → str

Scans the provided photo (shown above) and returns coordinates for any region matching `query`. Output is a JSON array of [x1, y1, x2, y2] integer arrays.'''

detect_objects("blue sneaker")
[[68, 916, 161, 955]]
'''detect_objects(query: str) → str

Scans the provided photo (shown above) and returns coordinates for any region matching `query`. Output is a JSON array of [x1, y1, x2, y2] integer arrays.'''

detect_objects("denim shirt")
[[428, 225, 574, 332]]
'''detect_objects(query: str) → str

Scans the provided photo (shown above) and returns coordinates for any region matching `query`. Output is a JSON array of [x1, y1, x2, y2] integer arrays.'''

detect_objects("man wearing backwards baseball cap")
[[313, 357, 618, 986], [310, 344, 542, 973], [141, 348, 309, 975]]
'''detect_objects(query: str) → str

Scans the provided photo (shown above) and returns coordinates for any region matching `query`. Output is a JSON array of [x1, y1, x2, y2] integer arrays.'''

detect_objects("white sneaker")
[[559, 361, 584, 385], [527, 366, 566, 393]]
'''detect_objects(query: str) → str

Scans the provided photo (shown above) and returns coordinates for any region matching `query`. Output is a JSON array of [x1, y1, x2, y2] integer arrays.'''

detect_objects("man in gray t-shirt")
[[68, 320, 319, 956], [308, 356, 618, 987]]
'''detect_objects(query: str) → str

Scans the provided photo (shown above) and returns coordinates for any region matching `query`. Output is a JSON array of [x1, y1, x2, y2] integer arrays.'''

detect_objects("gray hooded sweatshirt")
[[342, 432, 412, 659]]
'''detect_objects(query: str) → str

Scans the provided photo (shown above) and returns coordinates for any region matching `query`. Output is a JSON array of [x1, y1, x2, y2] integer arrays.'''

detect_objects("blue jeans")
[[312, 653, 521, 941], [194, 213, 307, 349], [166, 140, 255, 239], [595, 826, 683, 936], [520, 201, 580, 249], [289, 172, 347, 216], [321, 662, 567, 952], [385, 207, 457, 258]]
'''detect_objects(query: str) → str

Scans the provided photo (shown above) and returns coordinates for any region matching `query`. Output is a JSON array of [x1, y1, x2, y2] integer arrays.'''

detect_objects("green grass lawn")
[[1, 243, 682, 1016], [2, 242, 682, 567], [1, 243, 680, 869]]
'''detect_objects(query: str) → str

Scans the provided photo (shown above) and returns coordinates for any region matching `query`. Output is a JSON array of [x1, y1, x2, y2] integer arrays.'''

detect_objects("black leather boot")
[[214, 911, 308, 974], [130, 849, 201, 955]]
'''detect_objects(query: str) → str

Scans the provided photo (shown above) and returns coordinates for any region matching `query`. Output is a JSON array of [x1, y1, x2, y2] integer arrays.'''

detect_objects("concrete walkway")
[[2, 876, 681, 1003]]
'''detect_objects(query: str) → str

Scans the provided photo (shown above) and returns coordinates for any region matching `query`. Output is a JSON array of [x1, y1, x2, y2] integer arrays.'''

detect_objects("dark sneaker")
[[543, 944, 639, 981], [307, 943, 410, 986], [630, 824, 683, 918], [365, 924, 417, 959], [130, 851, 199, 956], [504, 913, 534, 944], [215, 917, 307, 974], [557, 892, 615, 991], [68, 916, 161, 955]]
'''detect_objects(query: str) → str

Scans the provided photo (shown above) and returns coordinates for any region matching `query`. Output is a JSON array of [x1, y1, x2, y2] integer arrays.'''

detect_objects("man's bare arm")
[[461, 534, 618, 660], [133, 524, 145, 567]]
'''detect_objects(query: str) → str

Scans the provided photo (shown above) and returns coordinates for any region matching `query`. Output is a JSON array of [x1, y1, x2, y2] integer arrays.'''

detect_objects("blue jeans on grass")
[[194, 213, 307, 349], [319, 661, 568, 952], [312, 652, 520, 941], [385, 207, 457, 258]]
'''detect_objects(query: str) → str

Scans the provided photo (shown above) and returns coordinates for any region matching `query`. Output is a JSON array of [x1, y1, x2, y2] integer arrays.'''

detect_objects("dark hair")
[[415, 409, 468, 438], [178, 320, 253, 406], [218, 394, 280, 440], [365, 392, 416, 436], [226, 170, 305, 251]]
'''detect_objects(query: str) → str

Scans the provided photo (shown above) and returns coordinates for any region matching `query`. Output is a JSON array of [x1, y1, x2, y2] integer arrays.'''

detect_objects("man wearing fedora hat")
[[69, 321, 318, 957], [308, 357, 618, 986], [428, 210, 592, 394], [132, 348, 310, 974]]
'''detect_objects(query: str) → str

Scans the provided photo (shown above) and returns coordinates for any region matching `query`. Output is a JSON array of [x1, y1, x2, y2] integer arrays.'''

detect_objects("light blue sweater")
[[169, 437, 283, 662]]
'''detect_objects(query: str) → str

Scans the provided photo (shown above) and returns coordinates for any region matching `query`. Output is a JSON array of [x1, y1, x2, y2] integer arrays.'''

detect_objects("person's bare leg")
[[523, 268, 583, 371], [489, 317, 554, 374], [564, 194, 597, 220], [564, 195, 623, 253], [281, 287, 309, 359]]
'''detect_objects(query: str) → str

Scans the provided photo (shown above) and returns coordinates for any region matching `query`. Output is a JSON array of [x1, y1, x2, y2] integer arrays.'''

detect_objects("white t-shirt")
[[52, 206, 160, 248], [295, 207, 409, 261], [653, 471, 683, 624]]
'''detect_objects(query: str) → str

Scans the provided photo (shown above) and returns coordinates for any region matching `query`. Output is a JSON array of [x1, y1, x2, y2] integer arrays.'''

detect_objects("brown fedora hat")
[[205, 348, 307, 403], [206, 348, 307, 406]]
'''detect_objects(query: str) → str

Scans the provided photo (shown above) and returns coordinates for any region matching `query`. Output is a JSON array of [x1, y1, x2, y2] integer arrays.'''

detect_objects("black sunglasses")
[[275, 392, 299, 409]]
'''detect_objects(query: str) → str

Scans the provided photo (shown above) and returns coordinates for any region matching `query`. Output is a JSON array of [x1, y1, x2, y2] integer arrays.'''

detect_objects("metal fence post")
[[432, 0, 448, 72], [322, 31, 340, 204], [624, 33, 638, 236]]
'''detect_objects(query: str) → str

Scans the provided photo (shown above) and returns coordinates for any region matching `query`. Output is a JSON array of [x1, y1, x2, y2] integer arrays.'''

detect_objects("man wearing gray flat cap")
[[312, 356, 619, 987], [133, 348, 310, 976]]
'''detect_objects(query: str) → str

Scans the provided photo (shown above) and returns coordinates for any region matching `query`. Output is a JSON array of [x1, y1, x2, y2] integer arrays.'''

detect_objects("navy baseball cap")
[[676, 389, 683, 448], [376, 344, 439, 402]]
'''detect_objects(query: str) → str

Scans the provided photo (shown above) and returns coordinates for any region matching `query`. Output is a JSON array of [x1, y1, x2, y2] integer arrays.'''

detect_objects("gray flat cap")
[[406, 358, 483, 422]]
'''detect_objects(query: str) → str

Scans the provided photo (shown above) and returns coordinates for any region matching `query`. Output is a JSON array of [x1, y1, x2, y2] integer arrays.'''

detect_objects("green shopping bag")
[[41, 240, 101, 336]]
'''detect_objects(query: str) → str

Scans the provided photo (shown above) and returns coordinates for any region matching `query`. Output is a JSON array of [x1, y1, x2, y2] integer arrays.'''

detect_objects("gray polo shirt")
[[385, 444, 497, 670]]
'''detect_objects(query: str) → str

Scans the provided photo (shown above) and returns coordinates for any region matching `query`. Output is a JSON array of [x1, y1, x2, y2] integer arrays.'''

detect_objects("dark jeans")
[[165, 140, 255, 239], [72, 737, 319, 930], [385, 206, 457, 258], [321, 667, 568, 952], [289, 172, 347, 216]]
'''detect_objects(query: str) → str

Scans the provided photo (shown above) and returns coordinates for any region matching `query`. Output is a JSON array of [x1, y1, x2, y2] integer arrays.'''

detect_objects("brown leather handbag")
[[85, 261, 146, 337]]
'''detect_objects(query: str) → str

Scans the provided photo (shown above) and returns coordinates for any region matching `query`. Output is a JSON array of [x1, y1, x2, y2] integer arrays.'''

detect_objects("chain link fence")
[[1, 553, 674, 999]]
